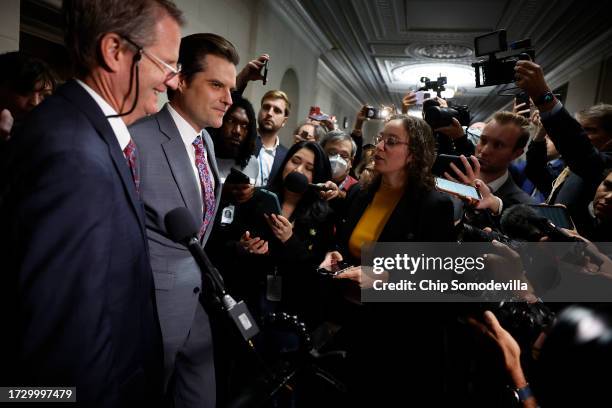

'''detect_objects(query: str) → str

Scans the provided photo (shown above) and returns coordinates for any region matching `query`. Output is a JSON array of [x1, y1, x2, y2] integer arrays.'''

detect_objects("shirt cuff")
[[494, 195, 503, 215], [539, 100, 563, 120]]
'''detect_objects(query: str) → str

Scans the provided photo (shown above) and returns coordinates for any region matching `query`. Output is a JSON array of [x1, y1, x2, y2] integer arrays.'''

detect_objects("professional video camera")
[[471, 29, 535, 88], [423, 98, 471, 129], [419, 75, 447, 97]]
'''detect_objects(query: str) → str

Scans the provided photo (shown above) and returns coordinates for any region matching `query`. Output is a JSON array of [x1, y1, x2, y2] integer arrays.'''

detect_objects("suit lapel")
[[58, 80, 147, 237], [157, 105, 203, 224]]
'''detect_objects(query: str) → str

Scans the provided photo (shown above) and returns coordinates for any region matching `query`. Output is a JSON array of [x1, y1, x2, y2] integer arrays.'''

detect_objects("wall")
[[564, 63, 602, 114], [0, 0, 20, 52]]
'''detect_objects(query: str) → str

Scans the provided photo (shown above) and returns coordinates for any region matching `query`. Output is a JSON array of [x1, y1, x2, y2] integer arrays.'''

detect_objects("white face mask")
[[329, 154, 348, 179]]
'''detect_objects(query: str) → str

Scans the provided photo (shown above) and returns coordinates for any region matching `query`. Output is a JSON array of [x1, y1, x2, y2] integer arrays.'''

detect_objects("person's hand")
[[469, 179, 501, 214], [319, 251, 344, 270], [235, 54, 270, 89], [435, 96, 448, 107], [0, 108, 14, 142], [264, 213, 293, 243], [468, 311, 524, 381], [444, 155, 481, 186], [320, 118, 335, 131], [560, 228, 612, 277], [401, 91, 417, 113], [435, 118, 465, 140], [319, 181, 340, 201], [484, 240, 537, 301], [514, 60, 552, 104], [239, 231, 269, 255], [354, 105, 369, 131], [513, 101, 530, 117]]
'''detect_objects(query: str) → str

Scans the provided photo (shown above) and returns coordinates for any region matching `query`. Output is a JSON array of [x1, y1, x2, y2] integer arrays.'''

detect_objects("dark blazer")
[[495, 174, 536, 209], [541, 106, 612, 234], [255, 136, 288, 186], [338, 181, 456, 262], [129, 105, 221, 407], [0, 80, 162, 406]]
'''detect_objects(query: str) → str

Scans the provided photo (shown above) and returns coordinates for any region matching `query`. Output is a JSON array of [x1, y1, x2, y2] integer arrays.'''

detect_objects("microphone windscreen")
[[284, 171, 309, 194], [500, 204, 542, 241], [165, 207, 199, 243]]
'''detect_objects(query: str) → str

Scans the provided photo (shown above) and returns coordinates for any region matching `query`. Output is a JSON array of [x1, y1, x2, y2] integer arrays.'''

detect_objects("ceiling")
[[297, 0, 612, 121]]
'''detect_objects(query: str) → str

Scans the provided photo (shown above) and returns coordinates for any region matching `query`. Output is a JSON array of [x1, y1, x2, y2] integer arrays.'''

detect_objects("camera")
[[423, 99, 471, 129], [471, 29, 535, 88], [419, 75, 447, 98], [365, 105, 392, 120]]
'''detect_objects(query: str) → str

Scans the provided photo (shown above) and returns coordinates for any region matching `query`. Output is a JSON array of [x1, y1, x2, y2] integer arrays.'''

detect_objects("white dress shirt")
[[256, 135, 279, 187], [76, 79, 131, 156]]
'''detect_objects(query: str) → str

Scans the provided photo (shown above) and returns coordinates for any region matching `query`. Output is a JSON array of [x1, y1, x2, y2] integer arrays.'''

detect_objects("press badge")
[[220, 205, 235, 225]]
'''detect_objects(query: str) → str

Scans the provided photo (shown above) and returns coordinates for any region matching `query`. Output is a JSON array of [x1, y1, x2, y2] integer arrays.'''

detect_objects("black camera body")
[[424, 104, 471, 129], [471, 30, 535, 88]]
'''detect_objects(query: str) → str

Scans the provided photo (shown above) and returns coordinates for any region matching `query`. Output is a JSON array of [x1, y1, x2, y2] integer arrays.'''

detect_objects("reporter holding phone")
[[328, 115, 456, 406]]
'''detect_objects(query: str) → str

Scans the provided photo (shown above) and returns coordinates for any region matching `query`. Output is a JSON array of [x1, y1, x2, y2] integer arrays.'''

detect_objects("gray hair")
[[63, 0, 184, 76], [320, 130, 357, 159]]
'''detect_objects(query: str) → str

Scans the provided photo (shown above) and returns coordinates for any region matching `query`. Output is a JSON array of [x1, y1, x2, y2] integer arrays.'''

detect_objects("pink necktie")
[[123, 139, 140, 194], [193, 134, 215, 239]]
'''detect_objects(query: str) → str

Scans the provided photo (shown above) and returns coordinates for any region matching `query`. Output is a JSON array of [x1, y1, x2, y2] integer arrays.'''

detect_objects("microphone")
[[501, 204, 603, 268], [165, 207, 259, 340], [284, 171, 335, 193]]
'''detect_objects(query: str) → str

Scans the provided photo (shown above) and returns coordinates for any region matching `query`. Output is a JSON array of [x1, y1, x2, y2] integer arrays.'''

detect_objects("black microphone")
[[165, 207, 259, 340], [501, 204, 603, 268], [284, 171, 335, 193]]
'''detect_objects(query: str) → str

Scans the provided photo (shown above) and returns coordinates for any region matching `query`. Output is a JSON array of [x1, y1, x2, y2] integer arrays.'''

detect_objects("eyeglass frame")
[[122, 36, 182, 79], [375, 132, 410, 149]]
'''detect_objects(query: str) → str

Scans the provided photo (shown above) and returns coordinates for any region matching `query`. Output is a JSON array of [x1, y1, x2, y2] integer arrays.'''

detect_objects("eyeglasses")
[[375, 133, 410, 148], [123, 36, 181, 79]]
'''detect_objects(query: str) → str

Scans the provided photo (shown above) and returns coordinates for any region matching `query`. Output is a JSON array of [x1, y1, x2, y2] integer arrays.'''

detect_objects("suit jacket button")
[[193, 287, 200, 294]]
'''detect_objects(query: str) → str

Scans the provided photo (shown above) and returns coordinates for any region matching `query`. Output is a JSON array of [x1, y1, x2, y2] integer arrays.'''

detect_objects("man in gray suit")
[[130, 33, 239, 408]]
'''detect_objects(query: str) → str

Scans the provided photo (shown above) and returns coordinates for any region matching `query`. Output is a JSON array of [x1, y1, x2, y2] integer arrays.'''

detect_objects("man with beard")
[[254, 90, 290, 186]]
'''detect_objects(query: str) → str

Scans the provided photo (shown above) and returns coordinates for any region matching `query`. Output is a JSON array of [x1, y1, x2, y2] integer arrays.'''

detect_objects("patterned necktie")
[[193, 134, 215, 239], [123, 139, 140, 194]]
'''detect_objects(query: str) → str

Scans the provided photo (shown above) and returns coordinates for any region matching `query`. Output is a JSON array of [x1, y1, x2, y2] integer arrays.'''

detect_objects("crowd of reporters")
[[1, 0, 612, 406]]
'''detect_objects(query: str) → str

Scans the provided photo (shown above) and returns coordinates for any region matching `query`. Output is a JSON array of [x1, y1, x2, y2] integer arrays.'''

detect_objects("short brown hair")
[[167, 33, 239, 100], [261, 90, 291, 117], [576, 104, 612, 135], [489, 111, 530, 150], [63, 0, 184, 77]]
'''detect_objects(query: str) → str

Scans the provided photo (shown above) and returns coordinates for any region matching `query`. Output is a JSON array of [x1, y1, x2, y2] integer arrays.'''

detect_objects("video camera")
[[423, 98, 470, 129], [471, 29, 535, 88], [419, 75, 447, 98]]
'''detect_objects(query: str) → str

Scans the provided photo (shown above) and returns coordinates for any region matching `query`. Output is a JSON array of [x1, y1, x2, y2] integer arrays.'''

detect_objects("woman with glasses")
[[326, 114, 456, 406]]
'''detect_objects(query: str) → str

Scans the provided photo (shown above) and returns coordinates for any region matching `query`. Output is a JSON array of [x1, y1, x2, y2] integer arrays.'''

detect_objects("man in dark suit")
[[448, 111, 535, 214], [254, 90, 290, 186], [0, 0, 184, 405], [515, 60, 612, 235], [129, 33, 239, 408]]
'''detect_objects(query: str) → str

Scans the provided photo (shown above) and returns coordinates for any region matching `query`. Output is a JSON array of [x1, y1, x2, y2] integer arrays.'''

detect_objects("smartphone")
[[515, 91, 530, 118], [262, 59, 268, 85], [435, 177, 481, 201], [317, 261, 353, 277], [415, 91, 432, 105], [255, 188, 281, 215], [225, 168, 250, 185], [432, 154, 475, 177], [528, 204, 576, 230]]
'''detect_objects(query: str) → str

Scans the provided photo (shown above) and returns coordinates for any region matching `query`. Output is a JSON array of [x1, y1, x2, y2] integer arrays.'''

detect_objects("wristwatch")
[[534, 91, 555, 106], [509, 383, 534, 404]]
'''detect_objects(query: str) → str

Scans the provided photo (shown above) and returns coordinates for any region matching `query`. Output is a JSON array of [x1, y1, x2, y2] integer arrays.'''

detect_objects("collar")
[[167, 102, 201, 144], [76, 79, 131, 151], [259, 134, 279, 152], [488, 170, 510, 193]]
